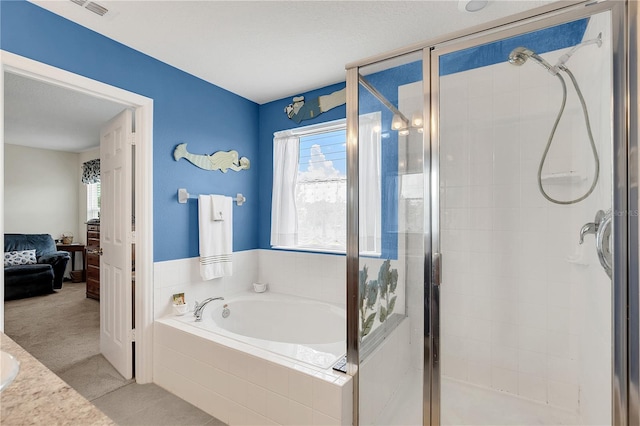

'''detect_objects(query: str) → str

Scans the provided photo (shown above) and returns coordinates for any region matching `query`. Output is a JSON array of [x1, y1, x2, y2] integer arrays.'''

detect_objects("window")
[[296, 129, 347, 251], [87, 182, 101, 221], [271, 113, 381, 254]]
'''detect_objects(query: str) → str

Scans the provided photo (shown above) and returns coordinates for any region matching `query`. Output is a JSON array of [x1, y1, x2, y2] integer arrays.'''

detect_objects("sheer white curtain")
[[271, 135, 300, 247], [359, 112, 382, 254]]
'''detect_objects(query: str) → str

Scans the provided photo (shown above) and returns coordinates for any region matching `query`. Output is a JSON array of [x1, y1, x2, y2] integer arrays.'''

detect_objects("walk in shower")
[[345, 1, 638, 425], [435, 10, 613, 425]]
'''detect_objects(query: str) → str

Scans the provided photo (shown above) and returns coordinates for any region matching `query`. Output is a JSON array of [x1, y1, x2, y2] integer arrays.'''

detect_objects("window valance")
[[82, 159, 100, 184]]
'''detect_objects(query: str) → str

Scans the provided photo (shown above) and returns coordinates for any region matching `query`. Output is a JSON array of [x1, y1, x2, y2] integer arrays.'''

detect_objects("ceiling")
[[4, 72, 126, 152], [30, 0, 555, 105], [6, 0, 555, 153]]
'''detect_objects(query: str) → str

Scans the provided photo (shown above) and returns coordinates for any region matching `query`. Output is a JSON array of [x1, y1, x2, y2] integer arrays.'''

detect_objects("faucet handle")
[[579, 210, 607, 244], [579, 222, 598, 244]]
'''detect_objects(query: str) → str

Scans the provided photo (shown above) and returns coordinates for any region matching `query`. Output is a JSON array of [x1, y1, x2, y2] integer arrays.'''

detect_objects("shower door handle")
[[579, 209, 612, 278], [432, 252, 441, 286], [595, 210, 612, 278]]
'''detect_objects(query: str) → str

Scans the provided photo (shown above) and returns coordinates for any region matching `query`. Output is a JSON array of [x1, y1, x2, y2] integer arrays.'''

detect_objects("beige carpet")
[[3, 281, 133, 400]]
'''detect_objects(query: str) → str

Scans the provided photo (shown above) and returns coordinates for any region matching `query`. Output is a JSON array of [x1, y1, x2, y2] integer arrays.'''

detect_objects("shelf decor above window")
[[284, 87, 346, 124]]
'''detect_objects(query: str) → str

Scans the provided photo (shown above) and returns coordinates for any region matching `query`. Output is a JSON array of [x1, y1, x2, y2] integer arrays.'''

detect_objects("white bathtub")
[[174, 291, 346, 369]]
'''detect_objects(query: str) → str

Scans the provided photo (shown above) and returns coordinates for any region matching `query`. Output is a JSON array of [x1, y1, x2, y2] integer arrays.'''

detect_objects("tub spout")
[[193, 297, 224, 322]]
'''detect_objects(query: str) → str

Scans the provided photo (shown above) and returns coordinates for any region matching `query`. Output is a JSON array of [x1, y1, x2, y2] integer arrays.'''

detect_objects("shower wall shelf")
[[540, 171, 586, 184]]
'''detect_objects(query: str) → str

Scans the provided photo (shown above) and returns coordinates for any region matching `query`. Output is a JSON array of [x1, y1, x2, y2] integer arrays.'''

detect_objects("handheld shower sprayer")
[[508, 47, 557, 75], [508, 33, 602, 76], [507, 36, 603, 205]]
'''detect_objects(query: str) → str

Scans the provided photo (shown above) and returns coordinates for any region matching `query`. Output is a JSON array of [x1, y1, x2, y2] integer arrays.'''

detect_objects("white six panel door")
[[100, 109, 133, 379]]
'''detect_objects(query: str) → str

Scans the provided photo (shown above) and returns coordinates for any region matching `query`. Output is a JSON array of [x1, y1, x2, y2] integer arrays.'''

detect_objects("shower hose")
[[537, 65, 600, 205]]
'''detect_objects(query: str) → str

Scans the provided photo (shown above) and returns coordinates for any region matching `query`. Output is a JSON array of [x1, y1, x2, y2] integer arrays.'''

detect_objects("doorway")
[[0, 50, 154, 383]]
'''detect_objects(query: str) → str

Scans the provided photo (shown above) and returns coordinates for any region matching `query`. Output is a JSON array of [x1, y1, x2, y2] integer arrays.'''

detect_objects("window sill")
[[272, 246, 345, 255], [271, 246, 381, 257]]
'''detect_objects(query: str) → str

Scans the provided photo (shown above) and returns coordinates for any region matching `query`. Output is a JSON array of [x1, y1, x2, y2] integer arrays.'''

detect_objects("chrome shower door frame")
[[346, 1, 637, 425], [428, 1, 632, 425], [626, 0, 639, 424]]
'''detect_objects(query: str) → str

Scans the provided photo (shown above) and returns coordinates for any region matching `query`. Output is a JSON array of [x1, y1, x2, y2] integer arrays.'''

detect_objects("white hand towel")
[[211, 197, 224, 221], [198, 195, 232, 280]]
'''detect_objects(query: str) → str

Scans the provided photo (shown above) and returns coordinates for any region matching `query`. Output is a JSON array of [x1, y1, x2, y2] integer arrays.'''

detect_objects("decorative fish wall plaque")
[[173, 143, 250, 173], [284, 87, 346, 124]]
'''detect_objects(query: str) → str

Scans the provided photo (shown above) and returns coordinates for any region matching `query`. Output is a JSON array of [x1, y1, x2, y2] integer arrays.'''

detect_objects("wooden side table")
[[56, 243, 86, 281]]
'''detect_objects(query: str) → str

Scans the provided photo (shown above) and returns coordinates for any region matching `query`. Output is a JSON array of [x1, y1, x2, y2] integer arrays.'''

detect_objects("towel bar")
[[177, 188, 245, 206]]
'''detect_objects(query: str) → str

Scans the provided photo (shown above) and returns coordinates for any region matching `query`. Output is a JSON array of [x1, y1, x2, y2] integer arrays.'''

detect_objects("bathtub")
[[154, 291, 352, 425], [175, 291, 346, 369]]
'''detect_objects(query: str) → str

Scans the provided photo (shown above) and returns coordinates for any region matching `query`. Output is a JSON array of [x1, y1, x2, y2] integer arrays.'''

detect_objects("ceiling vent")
[[69, 0, 110, 17]]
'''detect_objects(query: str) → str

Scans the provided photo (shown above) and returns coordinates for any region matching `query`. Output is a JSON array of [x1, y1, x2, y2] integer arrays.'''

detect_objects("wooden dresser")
[[86, 220, 100, 300]]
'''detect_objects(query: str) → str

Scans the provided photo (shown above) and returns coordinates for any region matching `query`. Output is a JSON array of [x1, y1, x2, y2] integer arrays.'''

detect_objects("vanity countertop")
[[1, 333, 114, 425]]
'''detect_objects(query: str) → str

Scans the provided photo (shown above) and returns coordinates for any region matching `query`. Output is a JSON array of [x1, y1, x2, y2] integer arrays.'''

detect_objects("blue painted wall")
[[440, 19, 588, 75], [0, 0, 259, 262]]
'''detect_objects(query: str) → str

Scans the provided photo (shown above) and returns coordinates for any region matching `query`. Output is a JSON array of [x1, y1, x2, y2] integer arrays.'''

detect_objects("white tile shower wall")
[[154, 321, 352, 426], [568, 11, 613, 425], [359, 318, 412, 426], [439, 24, 612, 416], [154, 250, 258, 319]]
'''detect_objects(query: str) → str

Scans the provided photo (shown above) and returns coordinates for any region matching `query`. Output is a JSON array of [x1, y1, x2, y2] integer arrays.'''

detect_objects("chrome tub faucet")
[[193, 297, 224, 321]]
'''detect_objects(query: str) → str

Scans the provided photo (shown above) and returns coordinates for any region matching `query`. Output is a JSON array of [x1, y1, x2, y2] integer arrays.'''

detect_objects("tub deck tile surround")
[[154, 320, 351, 426], [289, 369, 314, 407]]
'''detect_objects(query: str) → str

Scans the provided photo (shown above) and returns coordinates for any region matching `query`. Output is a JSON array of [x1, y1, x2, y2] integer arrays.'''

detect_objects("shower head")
[[508, 47, 557, 75]]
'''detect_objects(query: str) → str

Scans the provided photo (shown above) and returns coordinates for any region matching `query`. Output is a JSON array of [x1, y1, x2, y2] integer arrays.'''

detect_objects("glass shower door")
[[352, 52, 426, 426], [432, 8, 619, 426]]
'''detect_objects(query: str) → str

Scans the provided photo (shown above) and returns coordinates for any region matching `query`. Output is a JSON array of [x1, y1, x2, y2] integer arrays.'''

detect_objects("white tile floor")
[[92, 382, 224, 426], [373, 371, 582, 426], [441, 378, 582, 426]]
